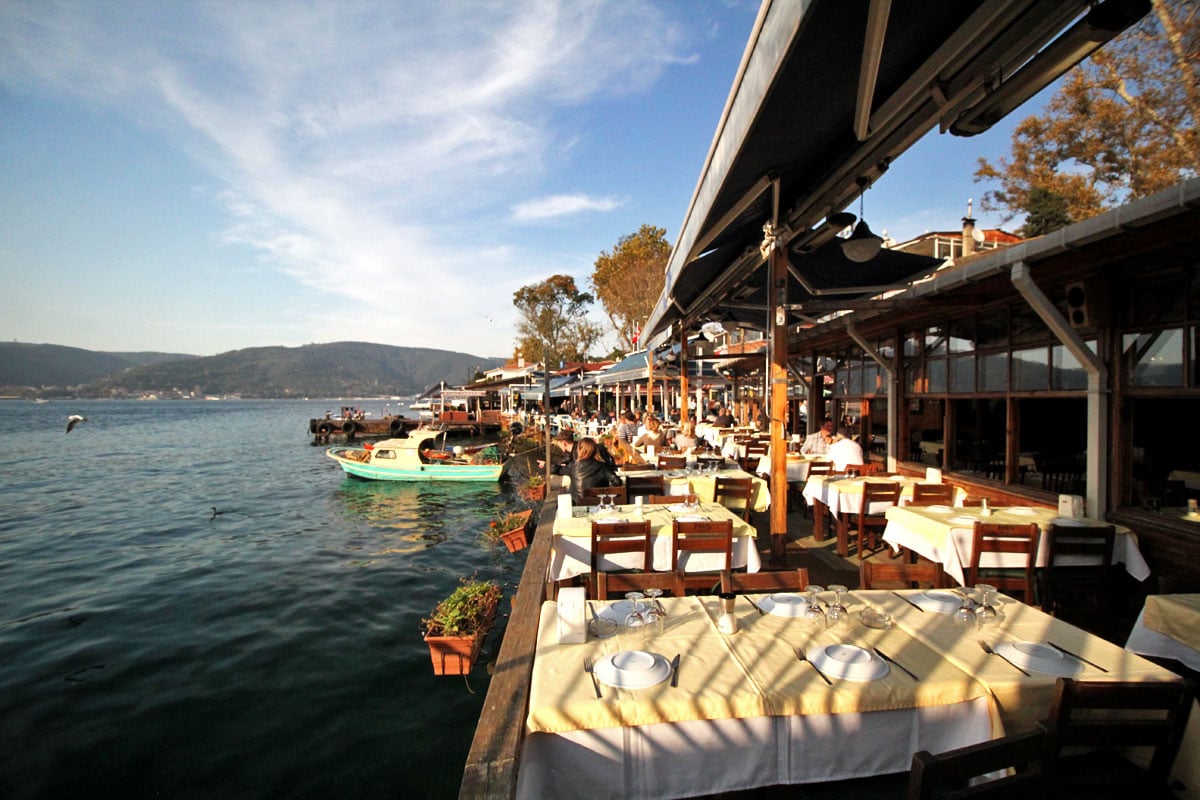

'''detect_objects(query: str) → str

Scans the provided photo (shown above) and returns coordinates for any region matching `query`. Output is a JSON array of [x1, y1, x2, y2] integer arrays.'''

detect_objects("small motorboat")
[[326, 428, 506, 481]]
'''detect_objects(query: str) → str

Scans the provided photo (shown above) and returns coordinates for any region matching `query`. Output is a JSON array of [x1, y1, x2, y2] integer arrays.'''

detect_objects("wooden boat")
[[326, 428, 506, 481]]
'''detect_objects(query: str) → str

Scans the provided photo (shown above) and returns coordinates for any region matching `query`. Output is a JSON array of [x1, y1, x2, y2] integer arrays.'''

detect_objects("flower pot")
[[424, 631, 486, 676], [520, 482, 547, 502], [499, 528, 528, 553]]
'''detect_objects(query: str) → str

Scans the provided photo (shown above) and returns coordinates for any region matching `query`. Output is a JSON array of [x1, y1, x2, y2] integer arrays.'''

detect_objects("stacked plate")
[[1005, 507, 1039, 516], [993, 641, 1084, 677], [911, 589, 964, 613], [594, 650, 672, 689], [921, 505, 954, 514], [805, 644, 889, 681], [948, 516, 978, 525], [757, 593, 810, 617]]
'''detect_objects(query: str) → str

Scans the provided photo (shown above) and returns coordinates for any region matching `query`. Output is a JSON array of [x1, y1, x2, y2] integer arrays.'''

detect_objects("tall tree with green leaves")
[[513, 274, 603, 368], [591, 224, 670, 350], [975, 0, 1198, 232]]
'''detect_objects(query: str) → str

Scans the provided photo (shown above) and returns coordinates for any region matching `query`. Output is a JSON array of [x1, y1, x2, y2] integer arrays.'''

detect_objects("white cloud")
[[511, 193, 625, 222]]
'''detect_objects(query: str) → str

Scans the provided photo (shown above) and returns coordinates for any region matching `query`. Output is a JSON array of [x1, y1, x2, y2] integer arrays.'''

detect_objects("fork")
[[583, 657, 602, 698], [795, 646, 832, 685]]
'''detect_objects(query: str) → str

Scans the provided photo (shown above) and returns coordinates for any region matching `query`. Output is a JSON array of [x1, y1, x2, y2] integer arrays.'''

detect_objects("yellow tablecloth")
[[526, 593, 991, 734], [1142, 594, 1200, 652], [618, 466, 771, 511]]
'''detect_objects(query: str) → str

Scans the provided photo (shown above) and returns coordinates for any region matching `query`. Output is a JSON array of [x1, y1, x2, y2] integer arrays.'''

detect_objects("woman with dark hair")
[[560, 437, 621, 505]]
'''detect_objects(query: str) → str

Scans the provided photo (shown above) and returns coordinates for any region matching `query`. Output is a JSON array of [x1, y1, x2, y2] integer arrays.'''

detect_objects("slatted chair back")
[[855, 481, 901, 559], [625, 474, 667, 501], [909, 483, 956, 506], [713, 476, 756, 521], [1039, 524, 1115, 618], [960, 498, 996, 507], [671, 518, 734, 593], [646, 493, 679, 505], [619, 462, 657, 472], [596, 570, 685, 601], [860, 558, 947, 590], [581, 484, 627, 506], [806, 460, 834, 476], [588, 519, 652, 590], [1047, 678, 1194, 788], [967, 522, 1040, 603], [907, 723, 1057, 800], [720, 568, 810, 594], [845, 462, 880, 477], [656, 454, 687, 469]]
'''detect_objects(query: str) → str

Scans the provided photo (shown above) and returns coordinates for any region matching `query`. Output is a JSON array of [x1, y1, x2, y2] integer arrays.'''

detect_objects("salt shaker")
[[980, 498, 991, 517]]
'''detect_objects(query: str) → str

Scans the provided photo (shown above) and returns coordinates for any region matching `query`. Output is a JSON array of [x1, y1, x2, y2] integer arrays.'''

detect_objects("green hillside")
[[0, 342, 196, 388]]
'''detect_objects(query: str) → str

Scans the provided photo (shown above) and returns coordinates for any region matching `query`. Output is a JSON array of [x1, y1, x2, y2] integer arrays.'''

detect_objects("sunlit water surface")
[[0, 400, 526, 799]]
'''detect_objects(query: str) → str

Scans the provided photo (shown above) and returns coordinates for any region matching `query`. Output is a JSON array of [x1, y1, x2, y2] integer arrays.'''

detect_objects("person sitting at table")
[[559, 437, 622, 505], [800, 419, 836, 455], [673, 419, 700, 451], [827, 426, 865, 471], [632, 415, 667, 451], [712, 406, 735, 428], [615, 410, 640, 444]]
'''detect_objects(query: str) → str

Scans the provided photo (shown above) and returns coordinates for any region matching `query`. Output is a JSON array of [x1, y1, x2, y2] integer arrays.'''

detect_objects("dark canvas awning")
[[644, 0, 1149, 344]]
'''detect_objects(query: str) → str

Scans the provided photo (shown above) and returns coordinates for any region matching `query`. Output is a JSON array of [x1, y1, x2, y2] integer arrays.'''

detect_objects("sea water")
[[0, 399, 526, 799]]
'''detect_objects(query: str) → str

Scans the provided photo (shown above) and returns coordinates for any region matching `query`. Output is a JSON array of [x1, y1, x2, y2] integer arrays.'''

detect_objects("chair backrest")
[[671, 518, 733, 570], [596, 570, 685, 601], [713, 476, 756, 520], [625, 474, 667, 500], [646, 493, 678, 505], [907, 723, 1057, 800], [1046, 523, 1115, 567], [960, 498, 995, 507], [859, 481, 901, 518], [845, 462, 880, 477], [806, 460, 834, 476], [720, 568, 810, 594], [619, 462, 656, 472], [860, 558, 947, 589], [967, 522, 1040, 601], [1047, 678, 1194, 784], [910, 483, 956, 505], [657, 454, 687, 469], [1040, 523, 1116, 614], [589, 519, 652, 576], [582, 484, 627, 505]]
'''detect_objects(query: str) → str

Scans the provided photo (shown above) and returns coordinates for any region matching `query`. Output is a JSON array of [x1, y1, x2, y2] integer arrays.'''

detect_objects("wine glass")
[[974, 584, 999, 627], [826, 584, 849, 625], [802, 584, 826, 630], [623, 591, 646, 631], [953, 589, 977, 628], [643, 588, 665, 636]]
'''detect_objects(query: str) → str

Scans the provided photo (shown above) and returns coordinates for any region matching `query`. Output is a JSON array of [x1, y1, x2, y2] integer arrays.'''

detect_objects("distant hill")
[[80, 342, 505, 398], [0, 342, 196, 388]]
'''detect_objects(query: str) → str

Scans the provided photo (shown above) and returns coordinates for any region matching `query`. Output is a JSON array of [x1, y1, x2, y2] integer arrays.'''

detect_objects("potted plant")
[[518, 473, 547, 503], [422, 577, 503, 675], [486, 509, 532, 552]]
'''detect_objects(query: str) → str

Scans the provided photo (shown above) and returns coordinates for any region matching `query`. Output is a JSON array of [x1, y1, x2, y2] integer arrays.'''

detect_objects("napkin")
[[925, 468, 942, 484], [557, 493, 573, 520], [556, 587, 587, 644], [1057, 494, 1084, 520]]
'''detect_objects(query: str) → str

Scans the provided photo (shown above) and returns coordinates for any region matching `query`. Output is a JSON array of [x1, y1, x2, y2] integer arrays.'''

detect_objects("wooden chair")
[[909, 483, 956, 506], [852, 481, 901, 559], [907, 722, 1057, 800], [845, 462, 880, 477], [739, 441, 769, 472], [582, 484, 627, 506], [1044, 678, 1194, 798], [720, 568, 810, 594], [966, 522, 1040, 603], [625, 474, 666, 501], [961, 498, 996, 508], [799, 460, 834, 519], [671, 518, 734, 593], [656, 454, 687, 469], [713, 476, 756, 521], [588, 519, 652, 597], [596, 570, 685, 600], [860, 558, 947, 590], [618, 462, 656, 472], [644, 493, 678, 505], [1038, 523, 1115, 622]]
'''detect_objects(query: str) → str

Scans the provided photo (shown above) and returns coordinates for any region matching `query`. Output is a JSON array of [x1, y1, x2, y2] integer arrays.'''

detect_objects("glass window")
[[1011, 306, 1050, 348], [946, 317, 975, 353], [868, 399, 888, 456], [1013, 347, 1049, 391], [1018, 398, 1087, 493], [949, 354, 975, 393], [907, 362, 925, 394], [1124, 329, 1184, 387], [1130, 270, 1186, 326], [910, 398, 945, 465], [951, 399, 1006, 478], [979, 353, 1007, 392], [976, 309, 1009, 349], [903, 333, 921, 358], [847, 365, 863, 396], [927, 358, 947, 393], [926, 328, 948, 357], [1051, 343, 1091, 390]]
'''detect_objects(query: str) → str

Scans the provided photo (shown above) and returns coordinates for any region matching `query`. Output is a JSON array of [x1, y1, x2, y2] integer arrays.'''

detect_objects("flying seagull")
[[66, 415, 87, 433]]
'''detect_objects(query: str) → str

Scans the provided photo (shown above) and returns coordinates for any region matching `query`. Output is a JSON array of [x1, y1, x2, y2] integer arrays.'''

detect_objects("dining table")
[[801, 475, 967, 557], [1126, 593, 1200, 672], [753, 451, 825, 483], [618, 464, 771, 512], [516, 588, 1186, 799], [546, 501, 762, 583], [881, 504, 1152, 587]]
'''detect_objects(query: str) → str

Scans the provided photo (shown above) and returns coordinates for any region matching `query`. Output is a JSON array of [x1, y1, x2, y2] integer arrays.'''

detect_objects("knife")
[[873, 646, 919, 681], [892, 591, 925, 612], [1048, 641, 1109, 673], [669, 653, 681, 687]]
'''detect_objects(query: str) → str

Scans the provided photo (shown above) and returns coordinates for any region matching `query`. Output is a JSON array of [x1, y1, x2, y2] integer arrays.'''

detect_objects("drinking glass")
[[953, 590, 977, 628], [826, 584, 849, 625], [802, 584, 826, 630], [686, 493, 699, 512], [623, 591, 646, 631], [974, 584, 999, 627]]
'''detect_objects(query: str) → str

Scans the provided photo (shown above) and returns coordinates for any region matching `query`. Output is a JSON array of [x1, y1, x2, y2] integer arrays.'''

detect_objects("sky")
[[1, 1, 1043, 359]]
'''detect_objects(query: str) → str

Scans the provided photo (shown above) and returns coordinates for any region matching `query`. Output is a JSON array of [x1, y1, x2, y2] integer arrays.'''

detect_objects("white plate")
[[1051, 517, 1087, 527], [597, 600, 639, 622], [913, 589, 964, 613], [593, 516, 626, 524], [674, 515, 710, 523], [922, 505, 954, 514], [948, 516, 978, 525], [994, 641, 1083, 677], [806, 644, 888, 681], [668, 504, 700, 513], [594, 650, 672, 689], [758, 593, 810, 617], [1004, 507, 1039, 516]]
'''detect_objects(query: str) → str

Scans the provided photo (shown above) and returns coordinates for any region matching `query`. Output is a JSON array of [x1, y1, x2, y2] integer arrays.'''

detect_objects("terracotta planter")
[[499, 528, 528, 553], [424, 631, 486, 676], [519, 482, 547, 502]]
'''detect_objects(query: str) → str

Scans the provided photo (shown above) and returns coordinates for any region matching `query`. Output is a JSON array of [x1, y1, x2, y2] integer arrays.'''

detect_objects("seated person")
[[827, 426, 865, 472], [712, 406, 735, 428], [558, 437, 621, 505], [801, 419, 836, 455], [673, 419, 700, 451], [632, 415, 668, 451]]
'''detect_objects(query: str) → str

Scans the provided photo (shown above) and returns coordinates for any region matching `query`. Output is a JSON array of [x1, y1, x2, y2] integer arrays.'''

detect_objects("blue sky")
[[1, 1, 1038, 358]]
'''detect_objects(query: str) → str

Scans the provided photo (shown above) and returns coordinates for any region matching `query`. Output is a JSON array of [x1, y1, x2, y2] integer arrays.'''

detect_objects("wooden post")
[[678, 328, 690, 424], [767, 233, 790, 566], [645, 354, 655, 417]]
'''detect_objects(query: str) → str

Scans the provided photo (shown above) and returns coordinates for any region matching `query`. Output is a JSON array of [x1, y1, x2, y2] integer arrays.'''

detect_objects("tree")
[[975, 0, 1198, 231], [1020, 187, 1073, 237], [591, 224, 670, 351], [512, 275, 603, 369]]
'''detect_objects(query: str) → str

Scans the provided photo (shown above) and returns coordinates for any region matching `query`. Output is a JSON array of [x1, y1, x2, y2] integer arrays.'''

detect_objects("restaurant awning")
[[643, 0, 1150, 345]]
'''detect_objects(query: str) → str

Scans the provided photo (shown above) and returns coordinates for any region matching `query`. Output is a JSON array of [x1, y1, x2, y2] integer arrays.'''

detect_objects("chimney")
[[962, 198, 977, 256]]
